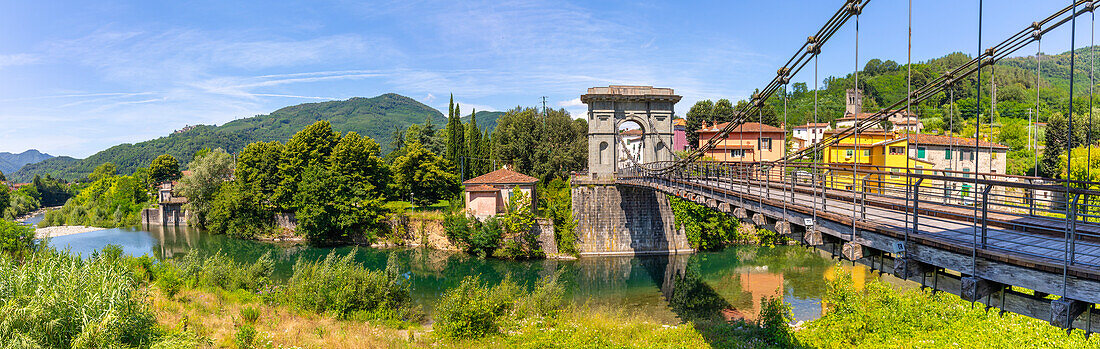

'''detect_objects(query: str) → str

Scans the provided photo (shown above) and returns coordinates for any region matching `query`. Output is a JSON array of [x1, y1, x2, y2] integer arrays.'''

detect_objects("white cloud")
[[558, 98, 583, 107], [0, 54, 37, 69]]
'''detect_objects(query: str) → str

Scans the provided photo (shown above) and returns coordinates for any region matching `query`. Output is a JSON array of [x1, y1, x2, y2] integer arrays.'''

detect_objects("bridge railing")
[[619, 160, 1100, 270]]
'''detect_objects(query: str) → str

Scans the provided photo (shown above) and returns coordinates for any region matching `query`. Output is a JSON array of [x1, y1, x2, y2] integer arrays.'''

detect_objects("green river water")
[[44, 223, 903, 324]]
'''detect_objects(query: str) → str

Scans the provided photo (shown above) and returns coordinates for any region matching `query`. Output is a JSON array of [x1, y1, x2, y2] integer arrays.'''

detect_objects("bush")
[[0, 219, 37, 259], [434, 275, 521, 339], [757, 293, 794, 346], [156, 264, 183, 299], [171, 250, 275, 292], [443, 214, 503, 258], [435, 273, 565, 340], [0, 248, 158, 348], [239, 307, 261, 324], [235, 324, 258, 349], [284, 250, 415, 321]]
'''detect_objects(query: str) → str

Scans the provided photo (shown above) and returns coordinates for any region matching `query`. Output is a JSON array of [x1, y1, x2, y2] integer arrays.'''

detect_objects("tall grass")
[[0, 248, 157, 348]]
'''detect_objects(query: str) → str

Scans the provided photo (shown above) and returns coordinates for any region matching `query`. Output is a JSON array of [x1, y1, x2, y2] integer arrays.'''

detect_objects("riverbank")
[[35, 225, 107, 239]]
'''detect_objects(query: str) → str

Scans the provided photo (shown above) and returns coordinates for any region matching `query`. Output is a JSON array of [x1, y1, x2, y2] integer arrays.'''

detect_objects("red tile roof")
[[620, 129, 644, 136], [463, 168, 539, 185], [794, 123, 830, 128], [698, 122, 785, 134]]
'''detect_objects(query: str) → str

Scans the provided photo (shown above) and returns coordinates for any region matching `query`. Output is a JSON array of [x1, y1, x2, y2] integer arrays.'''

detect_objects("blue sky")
[[0, 0, 1084, 157]]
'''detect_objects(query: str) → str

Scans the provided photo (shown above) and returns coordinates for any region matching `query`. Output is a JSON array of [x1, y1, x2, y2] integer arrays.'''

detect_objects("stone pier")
[[572, 183, 692, 256]]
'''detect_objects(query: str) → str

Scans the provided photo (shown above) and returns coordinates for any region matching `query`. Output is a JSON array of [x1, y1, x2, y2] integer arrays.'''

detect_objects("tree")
[[466, 111, 484, 177], [149, 154, 181, 184], [0, 186, 10, 217], [89, 162, 117, 182], [294, 162, 388, 243], [330, 132, 392, 198], [178, 148, 235, 227], [685, 100, 714, 150], [491, 107, 586, 181], [236, 141, 284, 210], [277, 121, 340, 210], [446, 100, 466, 171], [205, 180, 269, 238], [392, 142, 459, 206], [712, 99, 736, 124], [0, 169, 6, 182]]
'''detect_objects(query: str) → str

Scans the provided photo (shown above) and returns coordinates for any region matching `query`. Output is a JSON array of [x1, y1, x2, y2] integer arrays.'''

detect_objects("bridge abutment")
[[571, 183, 692, 256]]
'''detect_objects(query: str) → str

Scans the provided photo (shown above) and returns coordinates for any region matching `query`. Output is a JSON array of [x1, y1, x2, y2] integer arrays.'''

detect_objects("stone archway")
[[581, 86, 682, 177]]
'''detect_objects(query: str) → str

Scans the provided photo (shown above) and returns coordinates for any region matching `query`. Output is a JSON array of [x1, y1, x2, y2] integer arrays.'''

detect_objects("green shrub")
[[239, 307, 260, 325], [435, 273, 565, 340], [235, 324, 258, 349], [0, 248, 158, 348], [0, 219, 37, 259], [285, 250, 415, 320], [171, 250, 275, 292], [443, 214, 503, 258], [434, 275, 521, 339], [157, 265, 182, 299], [757, 293, 794, 346]]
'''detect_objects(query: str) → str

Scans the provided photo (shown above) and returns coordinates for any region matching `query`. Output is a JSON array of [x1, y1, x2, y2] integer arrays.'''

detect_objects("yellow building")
[[822, 130, 933, 193]]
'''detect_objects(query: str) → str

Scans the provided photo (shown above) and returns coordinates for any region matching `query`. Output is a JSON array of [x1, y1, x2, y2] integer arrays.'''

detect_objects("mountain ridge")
[[0, 149, 53, 179], [12, 94, 452, 182]]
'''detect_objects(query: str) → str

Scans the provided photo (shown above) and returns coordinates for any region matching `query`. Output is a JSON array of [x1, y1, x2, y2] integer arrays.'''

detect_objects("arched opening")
[[618, 120, 645, 169], [598, 141, 609, 164]]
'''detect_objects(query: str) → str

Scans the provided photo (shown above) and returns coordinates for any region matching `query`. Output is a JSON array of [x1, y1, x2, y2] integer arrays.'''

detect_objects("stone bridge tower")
[[581, 86, 681, 178], [572, 86, 690, 256]]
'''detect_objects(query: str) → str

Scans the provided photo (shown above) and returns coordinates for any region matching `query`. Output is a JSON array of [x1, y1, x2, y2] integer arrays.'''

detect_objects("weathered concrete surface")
[[572, 184, 692, 256]]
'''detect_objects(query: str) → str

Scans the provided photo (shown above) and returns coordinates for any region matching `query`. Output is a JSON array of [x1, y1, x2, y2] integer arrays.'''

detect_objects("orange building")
[[696, 122, 787, 162]]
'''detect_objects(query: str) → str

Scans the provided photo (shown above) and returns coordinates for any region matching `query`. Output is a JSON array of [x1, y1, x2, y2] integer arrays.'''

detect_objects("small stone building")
[[463, 168, 538, 219]]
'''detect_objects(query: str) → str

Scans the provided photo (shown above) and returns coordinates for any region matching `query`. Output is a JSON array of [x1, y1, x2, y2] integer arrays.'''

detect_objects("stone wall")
[[571, 184, 692, 255]]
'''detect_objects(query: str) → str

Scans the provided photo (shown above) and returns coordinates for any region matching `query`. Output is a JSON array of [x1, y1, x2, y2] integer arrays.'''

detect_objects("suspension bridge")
[[571, 0, 1100, 333]]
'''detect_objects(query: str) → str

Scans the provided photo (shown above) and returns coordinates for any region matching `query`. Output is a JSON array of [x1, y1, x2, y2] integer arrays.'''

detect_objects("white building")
[[793, 123, 831, 145]]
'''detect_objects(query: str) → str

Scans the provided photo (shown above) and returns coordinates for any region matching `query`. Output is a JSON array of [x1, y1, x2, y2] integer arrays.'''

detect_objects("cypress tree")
[[444, 101, 465, 173], [466, 110, 482, 176]]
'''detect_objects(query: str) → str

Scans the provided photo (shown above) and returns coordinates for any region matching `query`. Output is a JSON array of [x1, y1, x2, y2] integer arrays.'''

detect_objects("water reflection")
[[47, 224, 902, 323]]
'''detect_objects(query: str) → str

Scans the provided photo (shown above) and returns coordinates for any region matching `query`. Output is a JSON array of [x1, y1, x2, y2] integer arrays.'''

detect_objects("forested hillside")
[[12, 94, 448, 182], [0, 150, 52, 178]]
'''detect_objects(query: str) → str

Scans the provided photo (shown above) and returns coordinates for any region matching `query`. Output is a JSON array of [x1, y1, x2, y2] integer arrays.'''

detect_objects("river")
[[45, 222, 907, 324]]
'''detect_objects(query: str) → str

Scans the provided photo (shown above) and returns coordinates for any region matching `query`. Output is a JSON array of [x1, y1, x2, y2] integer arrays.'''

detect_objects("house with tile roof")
[[463, 168, 539, 219], [695, 122, 787, 162]]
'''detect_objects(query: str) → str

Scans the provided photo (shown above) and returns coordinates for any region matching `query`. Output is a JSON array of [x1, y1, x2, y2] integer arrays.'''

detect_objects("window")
[[845, 149, 854, 157], [969, 151, 975, 160], [863, 149, 870, 157], [945, 149, 952, 160], [917, 147, 926, 159], [915, 165, 924, 175], [729, 149, 744, 157], [992, 152, 998, 160], [759, 137, 772, 150], [890, 168, 900, 179], [963, 168, 970, 178], [889, 146, 904, 155]]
